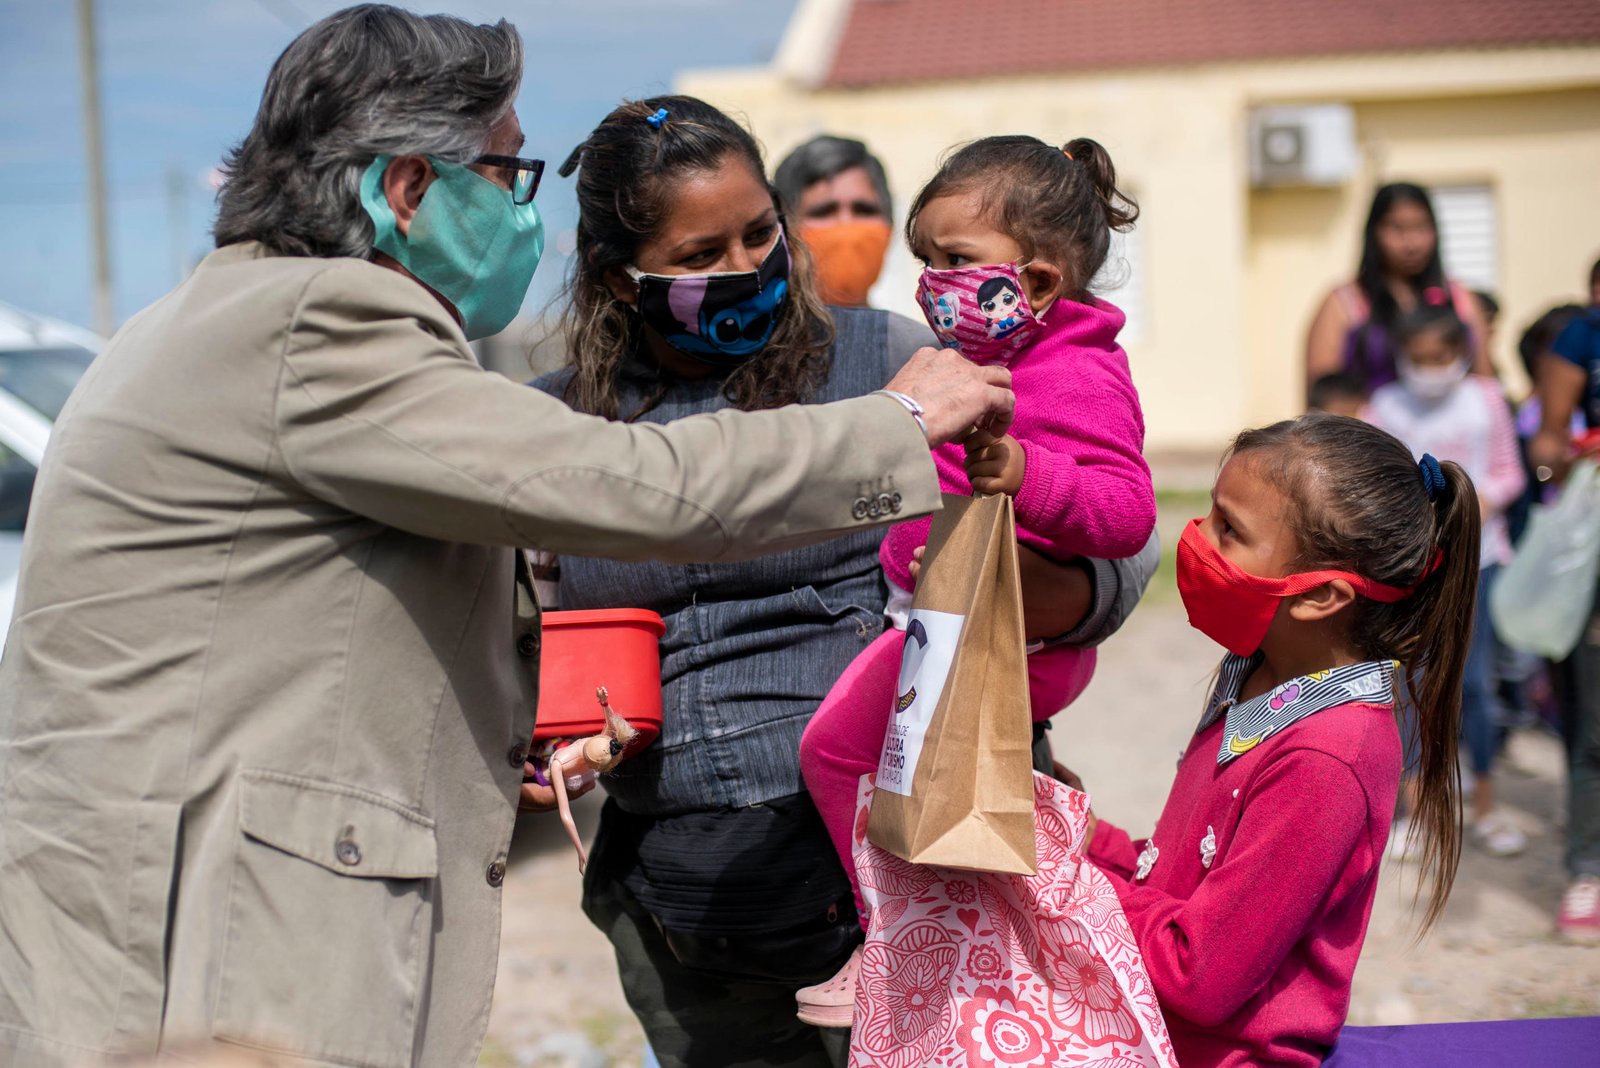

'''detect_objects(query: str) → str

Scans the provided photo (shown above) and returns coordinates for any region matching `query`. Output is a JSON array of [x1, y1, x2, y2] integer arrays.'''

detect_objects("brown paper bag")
[[867, 492, 1038, 875]]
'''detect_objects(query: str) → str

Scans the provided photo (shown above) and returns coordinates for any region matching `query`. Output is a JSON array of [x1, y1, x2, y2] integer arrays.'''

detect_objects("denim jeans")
[[1460, 565, 1503, 778], [1563, 577, 1600, 878], [582, 858, 855, 1068]]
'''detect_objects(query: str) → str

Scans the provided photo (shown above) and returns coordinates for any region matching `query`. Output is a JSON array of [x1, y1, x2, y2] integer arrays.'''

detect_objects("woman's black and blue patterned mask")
[[627, 230, 791, 367]]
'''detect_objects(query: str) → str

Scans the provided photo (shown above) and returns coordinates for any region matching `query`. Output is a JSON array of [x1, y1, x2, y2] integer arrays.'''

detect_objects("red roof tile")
[[823, 0, 1600, 88]]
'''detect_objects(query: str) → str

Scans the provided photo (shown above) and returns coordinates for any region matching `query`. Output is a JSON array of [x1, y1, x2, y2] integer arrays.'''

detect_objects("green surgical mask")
[[359, 155, 545, 340]]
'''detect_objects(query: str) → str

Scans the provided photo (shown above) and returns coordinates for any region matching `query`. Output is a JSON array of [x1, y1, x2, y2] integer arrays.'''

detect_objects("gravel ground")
[[481, 603, 1597, 1067]]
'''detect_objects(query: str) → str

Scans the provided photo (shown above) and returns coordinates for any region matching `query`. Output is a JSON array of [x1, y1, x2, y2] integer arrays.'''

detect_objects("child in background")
[[796, 135, 1156, 1025], [1087, 413, 1475, 1068], [1365, 305, 1528, 856], [1307, 371, 1366, 418]]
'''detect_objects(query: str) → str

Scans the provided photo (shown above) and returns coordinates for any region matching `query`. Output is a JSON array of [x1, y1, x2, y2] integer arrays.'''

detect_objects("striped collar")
[[1198, 654, 1398, 766]]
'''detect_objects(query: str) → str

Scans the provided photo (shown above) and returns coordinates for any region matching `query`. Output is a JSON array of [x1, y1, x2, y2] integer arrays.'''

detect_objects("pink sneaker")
[[796, 945, 862, 1028], [1558, 875, 1600, 943]]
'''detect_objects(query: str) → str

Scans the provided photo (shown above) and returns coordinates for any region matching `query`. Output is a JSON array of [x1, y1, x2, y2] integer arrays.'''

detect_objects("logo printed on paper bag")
[[877, 609, 965, 795]]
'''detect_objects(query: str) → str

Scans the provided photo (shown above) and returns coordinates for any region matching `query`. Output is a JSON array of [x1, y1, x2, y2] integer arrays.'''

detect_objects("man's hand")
[[883, 346, 1014, 445], [964, 428, 1025, 496], [517, 762, 597, 814]]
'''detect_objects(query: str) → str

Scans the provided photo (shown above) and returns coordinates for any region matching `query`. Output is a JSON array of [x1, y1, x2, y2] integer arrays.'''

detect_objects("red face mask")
[[1175, 519, 1417, 657]]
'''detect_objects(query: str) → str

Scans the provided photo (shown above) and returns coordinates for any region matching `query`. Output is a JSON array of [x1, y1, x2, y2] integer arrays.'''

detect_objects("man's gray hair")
[[214, 4, 522, 258], [773, 135, 893, 221]]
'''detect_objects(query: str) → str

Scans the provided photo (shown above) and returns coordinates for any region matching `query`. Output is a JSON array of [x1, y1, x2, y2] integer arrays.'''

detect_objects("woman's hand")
[[1052, 761, 1098, 847], [883, 346, 1015, 444], [518, 768, 597, 814], [964, 428, 1026, 496], [909, 544, 1095, 642]]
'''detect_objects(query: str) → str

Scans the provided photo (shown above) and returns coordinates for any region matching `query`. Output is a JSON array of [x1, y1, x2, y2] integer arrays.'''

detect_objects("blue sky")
[[0, 0, 798, 331]]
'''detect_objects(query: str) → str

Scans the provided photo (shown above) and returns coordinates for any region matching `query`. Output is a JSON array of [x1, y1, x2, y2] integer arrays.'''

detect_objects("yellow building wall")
[[1247, 86, 1600, 428], [679, 47, 1600, 454]]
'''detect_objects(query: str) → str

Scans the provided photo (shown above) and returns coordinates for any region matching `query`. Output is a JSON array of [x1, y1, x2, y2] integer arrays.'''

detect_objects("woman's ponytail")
[[1062, 137, 1138, 233], [1403, 459, 1477, 933]]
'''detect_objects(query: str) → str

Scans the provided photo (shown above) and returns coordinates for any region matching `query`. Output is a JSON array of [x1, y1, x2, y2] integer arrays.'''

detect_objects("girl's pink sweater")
[[1089, 698, 1402, 1068], [879, 296, 1154, 592]]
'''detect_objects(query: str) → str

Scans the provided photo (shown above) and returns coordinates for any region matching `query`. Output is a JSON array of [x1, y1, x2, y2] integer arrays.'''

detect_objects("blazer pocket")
[[213, 770, 438, 1068]]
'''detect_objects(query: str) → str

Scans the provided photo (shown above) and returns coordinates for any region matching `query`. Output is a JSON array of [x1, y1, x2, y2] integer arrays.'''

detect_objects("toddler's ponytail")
[[905, 134, 1139, 299], [1062, 137, 1138, 233]]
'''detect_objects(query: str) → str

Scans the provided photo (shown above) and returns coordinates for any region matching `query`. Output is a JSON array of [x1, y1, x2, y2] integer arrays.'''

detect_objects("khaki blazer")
[[0, 243, 938, 1067]]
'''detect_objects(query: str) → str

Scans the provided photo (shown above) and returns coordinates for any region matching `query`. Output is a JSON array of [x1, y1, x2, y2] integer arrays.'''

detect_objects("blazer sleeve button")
[[335, 826, 361, 867], [508, 743, 530, 769], [517, 632, 538, 658], [486, 860, 507, 887]]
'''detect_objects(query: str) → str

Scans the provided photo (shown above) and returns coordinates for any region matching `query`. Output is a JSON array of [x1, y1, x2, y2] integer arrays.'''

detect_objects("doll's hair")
[[1229, 413, 1476, 934], [906, 135, 1137, 299]]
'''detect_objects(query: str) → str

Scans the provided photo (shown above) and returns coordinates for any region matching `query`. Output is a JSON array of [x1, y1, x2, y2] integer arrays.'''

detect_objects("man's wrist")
[[873, 389, 928, 441]]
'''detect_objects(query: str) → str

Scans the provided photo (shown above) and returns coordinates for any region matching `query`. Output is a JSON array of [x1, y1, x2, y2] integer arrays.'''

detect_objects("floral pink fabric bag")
[[848, 773, 1178, 1068]]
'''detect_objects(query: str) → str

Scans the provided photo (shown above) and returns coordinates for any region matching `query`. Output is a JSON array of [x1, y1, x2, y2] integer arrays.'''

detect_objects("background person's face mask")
[[359, 155, 545, 340], [799, 219, 891, 308], [627, 230, 791, 367], [915, 260, 1043, 365], [1396, 356, 1469, 403]]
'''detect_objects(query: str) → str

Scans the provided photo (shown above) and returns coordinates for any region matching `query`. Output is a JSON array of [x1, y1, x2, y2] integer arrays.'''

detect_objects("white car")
[[0, 303, 101, 642]]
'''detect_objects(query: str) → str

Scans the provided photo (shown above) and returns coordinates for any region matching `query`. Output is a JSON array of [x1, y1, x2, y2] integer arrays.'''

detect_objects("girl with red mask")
[[1085, 413, 1477, 1068]]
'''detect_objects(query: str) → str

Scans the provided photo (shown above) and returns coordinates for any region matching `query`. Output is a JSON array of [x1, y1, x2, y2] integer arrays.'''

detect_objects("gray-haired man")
[[0, 6, 1013, 1066]]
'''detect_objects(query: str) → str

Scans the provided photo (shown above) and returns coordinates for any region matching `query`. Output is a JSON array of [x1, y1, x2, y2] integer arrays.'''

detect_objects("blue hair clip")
[[646, 107, 669, 128], [1418, 453, 1446, 500]]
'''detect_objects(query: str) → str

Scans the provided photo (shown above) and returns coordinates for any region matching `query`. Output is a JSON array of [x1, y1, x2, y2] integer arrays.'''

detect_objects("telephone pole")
[[75, 0, 113, 336]]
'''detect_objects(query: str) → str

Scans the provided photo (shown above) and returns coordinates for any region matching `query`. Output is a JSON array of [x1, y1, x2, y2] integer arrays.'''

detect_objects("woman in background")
[[1305, 182, 1492, 393]]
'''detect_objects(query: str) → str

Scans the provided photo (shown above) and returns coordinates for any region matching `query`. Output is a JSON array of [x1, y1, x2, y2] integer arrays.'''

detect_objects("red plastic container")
[[534, 609, 666, 746]]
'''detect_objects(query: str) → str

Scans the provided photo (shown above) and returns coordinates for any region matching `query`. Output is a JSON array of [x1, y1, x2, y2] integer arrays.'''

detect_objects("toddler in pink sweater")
[[796, 135, 1156, 1025]]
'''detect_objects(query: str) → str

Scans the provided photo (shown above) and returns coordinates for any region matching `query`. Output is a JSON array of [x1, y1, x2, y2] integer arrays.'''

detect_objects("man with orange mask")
[[776, 135, 894, 308]]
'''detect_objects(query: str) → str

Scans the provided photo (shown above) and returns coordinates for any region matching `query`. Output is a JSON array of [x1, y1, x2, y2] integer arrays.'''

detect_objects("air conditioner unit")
[[1249, 104, 1357, 188]]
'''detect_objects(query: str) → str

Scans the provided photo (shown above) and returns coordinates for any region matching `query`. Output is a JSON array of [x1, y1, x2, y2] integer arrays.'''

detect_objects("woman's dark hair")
[[773, 134, 893, 221], [214, 4, 522, 258], [555, 95, 832, 420], [1349, 183, 1447, 368], [905, 136, 1138, 300], [1229, 413, 1477, 933], [1394, 304, 1469, 355], [1517, 303, 1585, 379], [1472, 289, 1500, 326]]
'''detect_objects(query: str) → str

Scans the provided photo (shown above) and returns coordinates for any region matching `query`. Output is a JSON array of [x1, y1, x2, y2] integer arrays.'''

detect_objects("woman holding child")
[[534, 96, 1156, 1066]]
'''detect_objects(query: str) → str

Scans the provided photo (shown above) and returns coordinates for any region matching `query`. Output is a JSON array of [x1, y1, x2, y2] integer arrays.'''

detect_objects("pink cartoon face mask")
[[915, 261, 1043, 364]]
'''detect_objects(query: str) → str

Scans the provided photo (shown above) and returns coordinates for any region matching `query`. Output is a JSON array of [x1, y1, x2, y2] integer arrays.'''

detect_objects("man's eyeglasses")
[[473, 154, 545, 205]]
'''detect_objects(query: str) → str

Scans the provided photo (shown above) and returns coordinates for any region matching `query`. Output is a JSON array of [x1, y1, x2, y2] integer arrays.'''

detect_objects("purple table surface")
[[1325, 1017, 1600, 1067]]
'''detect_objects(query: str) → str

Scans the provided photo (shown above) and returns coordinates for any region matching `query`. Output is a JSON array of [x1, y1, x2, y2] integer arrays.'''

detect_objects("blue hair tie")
[[646, 107, 669, 128], [1418, 453, 1446, 500]]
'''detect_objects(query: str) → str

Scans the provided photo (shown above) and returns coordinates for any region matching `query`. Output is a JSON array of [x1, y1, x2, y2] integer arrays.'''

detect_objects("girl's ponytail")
[[1062, 137, 1138, 233], [1403, 459, 1477, 933]]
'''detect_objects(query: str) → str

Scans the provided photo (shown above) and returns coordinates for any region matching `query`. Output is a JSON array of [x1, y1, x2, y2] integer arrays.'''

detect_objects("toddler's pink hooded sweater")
[[880, 295, 1154, 718]]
